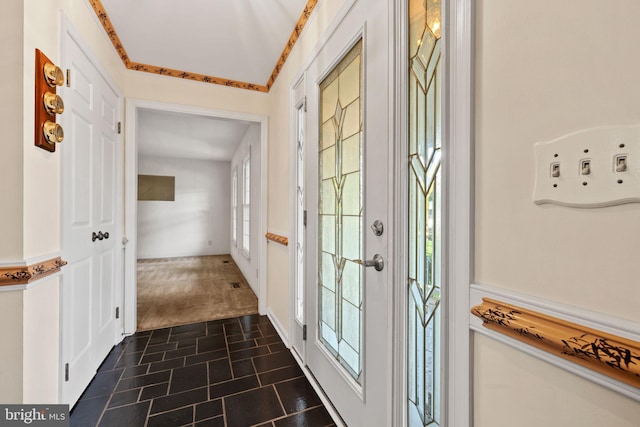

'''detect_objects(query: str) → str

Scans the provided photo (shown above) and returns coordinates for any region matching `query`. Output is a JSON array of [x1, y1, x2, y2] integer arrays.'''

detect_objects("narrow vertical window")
[[232, 168, 238, 246], [295, 102, 305, 324], [242, 152, 251, 256], [408, 0, 442, 425]]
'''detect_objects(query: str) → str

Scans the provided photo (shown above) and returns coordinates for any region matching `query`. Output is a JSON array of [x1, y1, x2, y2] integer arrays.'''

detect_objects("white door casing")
[[290, 74, 307, 362], [60, 17, 124, 406], [303, 0, 392, 424], [123, 99, 269, 335]]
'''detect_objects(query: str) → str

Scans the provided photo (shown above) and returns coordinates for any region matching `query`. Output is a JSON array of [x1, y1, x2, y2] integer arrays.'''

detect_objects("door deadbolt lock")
[[371, 220, 384, 236], [43, 121, 64, 144], [43, 92, 64, 115], [355, 254, 385, 271]]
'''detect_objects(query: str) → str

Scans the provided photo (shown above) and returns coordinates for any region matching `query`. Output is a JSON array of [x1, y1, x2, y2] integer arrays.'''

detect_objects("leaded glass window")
[[296, 104, 305, 323], [318, 40, 363, 383], [408, 0, 442, 425]]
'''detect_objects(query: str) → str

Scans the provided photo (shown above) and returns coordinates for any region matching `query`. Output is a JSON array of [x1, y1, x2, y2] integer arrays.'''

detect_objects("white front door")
[[304, 0, 391, 424], [60, 29, 123, 406]]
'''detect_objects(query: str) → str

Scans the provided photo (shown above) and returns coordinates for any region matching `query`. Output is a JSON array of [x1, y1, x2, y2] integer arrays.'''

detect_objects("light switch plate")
[[533, 125, 640, 208]]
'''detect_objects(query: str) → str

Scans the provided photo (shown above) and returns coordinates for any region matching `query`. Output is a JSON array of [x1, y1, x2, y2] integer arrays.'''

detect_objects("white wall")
[[137, 156, 231, 259], [230, 124, 261, 294], [475, 0, 640, 425]]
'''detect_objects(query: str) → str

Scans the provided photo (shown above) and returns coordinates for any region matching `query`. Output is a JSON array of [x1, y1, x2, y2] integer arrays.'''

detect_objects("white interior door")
[[304, 0, 391, 424], [60, 28, 122, 406]]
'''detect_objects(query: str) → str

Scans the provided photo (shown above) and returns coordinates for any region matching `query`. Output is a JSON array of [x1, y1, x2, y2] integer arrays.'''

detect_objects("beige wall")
[[0, 291, 24, 403], [23, 0, 126, 259], [0, 0, 126, 404], [265, 0, 347, 333], [23, 279, 60, 403], [475, 0, 640, 424], [124, 71, 269, 116], [1, 0, 24, 260]]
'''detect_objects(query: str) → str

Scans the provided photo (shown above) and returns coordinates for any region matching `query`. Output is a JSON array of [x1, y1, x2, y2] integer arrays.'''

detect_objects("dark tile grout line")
[[72, 314, 331, 427]]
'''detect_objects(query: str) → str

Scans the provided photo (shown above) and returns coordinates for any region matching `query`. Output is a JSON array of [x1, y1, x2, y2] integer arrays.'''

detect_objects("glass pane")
[[318, 40, 363, 383], [408, 0, 441, 425], [295, 106, 305, 323]]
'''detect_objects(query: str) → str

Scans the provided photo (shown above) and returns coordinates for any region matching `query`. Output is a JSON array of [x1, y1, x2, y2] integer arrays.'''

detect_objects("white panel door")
[[60, 31, 122, 406], [304, 0, 391, 424]]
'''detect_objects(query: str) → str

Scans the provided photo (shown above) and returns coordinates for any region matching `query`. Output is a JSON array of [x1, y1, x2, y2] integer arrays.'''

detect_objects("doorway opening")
[[123, 100, 268, 334]]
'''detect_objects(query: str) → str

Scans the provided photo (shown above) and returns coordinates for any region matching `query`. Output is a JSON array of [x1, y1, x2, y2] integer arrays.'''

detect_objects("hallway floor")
[[70, 314, 336, 427], [137, 255, 258, 331]]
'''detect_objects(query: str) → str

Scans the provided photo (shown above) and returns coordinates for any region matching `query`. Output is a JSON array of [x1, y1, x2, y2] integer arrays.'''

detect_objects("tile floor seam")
[[272, 383, 287, 418], [71, 315, 333, 427], [142, 398, 152, 427], [221, 395, 228, 427]]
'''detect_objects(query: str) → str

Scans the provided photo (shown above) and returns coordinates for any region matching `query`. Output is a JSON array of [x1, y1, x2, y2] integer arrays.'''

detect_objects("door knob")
[[42, 121, 64, 144], [43, 91, 64, 115], [103, 232, 109, 239], [43, 62, 64, 87], [355, 254, 384, 271], [92, 232, 98, 242], [97, 231, 104, 241]]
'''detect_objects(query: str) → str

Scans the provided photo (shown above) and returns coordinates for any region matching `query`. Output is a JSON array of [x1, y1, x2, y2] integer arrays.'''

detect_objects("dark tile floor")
[[71, 315, 336, 427]]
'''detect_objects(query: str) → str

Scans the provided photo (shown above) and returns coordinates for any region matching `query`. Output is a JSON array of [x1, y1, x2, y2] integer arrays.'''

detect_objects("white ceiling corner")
[[137, 109, 253, 161]]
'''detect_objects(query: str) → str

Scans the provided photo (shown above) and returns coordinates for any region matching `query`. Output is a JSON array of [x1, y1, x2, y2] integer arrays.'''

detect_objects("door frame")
[[391, 0, 474, 426], [288, 72, 307, 362], [123, 99, 269, 334]]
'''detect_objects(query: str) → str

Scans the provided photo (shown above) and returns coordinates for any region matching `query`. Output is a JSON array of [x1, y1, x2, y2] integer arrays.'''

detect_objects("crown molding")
[[88, 0, 319, 92]]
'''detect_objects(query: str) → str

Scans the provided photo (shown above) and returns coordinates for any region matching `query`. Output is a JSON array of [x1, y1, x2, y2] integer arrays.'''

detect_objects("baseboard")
[[470, 282, 640, 402], [266, 307, 346, 427], [291, 351, 347, 427], [266, 307, 289, 347]]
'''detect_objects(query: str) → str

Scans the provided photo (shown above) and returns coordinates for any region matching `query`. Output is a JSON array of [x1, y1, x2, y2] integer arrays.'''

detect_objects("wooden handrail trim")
[[0, 257, 67, 286], [265, 233, 288, 246], [472, 298, 640, 388]]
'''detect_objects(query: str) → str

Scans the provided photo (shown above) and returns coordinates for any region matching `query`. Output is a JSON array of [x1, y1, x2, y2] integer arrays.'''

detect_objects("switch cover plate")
[[533, 125, 640, 208]]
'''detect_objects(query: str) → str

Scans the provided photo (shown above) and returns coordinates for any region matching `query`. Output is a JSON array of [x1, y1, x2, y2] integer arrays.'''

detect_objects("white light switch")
[[533, 125, 640, 208]]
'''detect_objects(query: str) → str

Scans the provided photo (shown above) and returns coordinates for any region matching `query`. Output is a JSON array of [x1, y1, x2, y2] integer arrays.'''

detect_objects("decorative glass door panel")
[[318, 40, 363, 383], [408, 0, 442, 425], [296, 105, 305, 324]]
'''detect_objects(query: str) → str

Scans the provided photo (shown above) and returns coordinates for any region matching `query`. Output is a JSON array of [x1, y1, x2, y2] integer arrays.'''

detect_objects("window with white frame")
[[232, 168, 238, 246], [242, 152, 251, 256]]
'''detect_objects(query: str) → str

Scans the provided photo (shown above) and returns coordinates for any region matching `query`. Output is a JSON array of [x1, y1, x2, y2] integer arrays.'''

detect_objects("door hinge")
[[302, 96, 307, 113], [66, 69, 71, 87], [117, 122, 122, 134], [303, 210, 307, 227], [115, 307, 120, 319], [64, 363, 69, 382], [302, 325, 307, 341]]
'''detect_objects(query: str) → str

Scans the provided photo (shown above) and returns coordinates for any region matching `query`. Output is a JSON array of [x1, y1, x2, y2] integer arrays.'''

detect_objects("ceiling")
[[93, 0, 316, 91], [138, 109, 252, 161]]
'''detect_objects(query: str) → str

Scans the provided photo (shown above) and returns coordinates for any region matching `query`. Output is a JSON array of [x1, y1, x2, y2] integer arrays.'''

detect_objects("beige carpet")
[[137, 254, 258, 331]]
